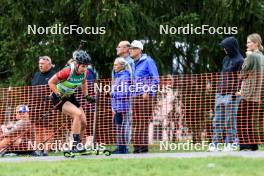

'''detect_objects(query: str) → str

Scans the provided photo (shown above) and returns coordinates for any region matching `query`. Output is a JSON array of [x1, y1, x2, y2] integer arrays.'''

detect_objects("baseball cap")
[[16, 105, 29, 113], [130, 40, 144, 50]]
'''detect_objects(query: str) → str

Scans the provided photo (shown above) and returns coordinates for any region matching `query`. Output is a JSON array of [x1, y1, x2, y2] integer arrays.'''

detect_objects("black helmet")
[[72, 50, 91, 65]]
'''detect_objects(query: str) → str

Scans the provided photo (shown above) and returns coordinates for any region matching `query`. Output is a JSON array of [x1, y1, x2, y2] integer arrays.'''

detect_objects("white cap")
[[16, 105, 29, 113], [130, 40, 143, 50]]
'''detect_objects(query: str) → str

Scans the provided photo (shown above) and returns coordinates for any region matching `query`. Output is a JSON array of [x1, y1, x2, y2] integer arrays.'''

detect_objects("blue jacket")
[[218, 37, 244, 95], [125, 55, 135, 76], [111, 70, 131, 112], [133, 54, 159, 96], [87, 66, 96, 81]]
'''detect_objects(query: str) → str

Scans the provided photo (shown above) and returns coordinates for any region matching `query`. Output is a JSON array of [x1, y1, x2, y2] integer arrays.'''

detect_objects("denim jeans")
[[231, 95, 241, 143], [114, 112, 130, 153], [212, 93, 241, 144]]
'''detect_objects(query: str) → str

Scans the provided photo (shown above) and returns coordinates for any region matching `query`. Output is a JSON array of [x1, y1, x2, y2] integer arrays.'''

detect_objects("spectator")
[[210, 37, 243, 152], [86, 63, 97, 141], [31, 56, 56, 156], [110, 41, 134, 150], [236, 33, 264, 151], [87, 65, 97, 81], [130, 40, 159, 153], [86, 64, 97, 95], [0, 105, 34, 154], [150, 75, 176, 143], [111, 57, 132, 154], [116, 41, 135, 74], [31, 56, 56, 86]]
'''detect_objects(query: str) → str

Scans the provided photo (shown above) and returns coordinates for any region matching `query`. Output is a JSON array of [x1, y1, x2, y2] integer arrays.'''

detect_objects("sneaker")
[[32, 150, 43, 156], [112, 149, 120, 154], [112, 150, 123, 154], [240, 149, 251, 152], [42, 150, 49, 156], [112, 148, 128, 154], [2, 152, 17, 157], [72, 143, 86, 153], [239, 144, 258, 151], [118, 146, 129, 154], [133, 146, 148, 153], [113, 150, 128, 154]]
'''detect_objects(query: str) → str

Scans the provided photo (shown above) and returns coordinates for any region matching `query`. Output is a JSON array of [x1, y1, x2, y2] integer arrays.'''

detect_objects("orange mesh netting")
[[0, 72, 263, 152]]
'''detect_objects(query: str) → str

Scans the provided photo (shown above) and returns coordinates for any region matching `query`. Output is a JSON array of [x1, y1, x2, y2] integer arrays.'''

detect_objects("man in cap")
[[129, 40, 159, 153], [0, 105, 33, 153]]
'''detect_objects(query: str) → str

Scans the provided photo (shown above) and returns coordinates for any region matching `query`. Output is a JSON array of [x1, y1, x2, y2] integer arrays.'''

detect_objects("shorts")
[[51, 93, 80, 111]]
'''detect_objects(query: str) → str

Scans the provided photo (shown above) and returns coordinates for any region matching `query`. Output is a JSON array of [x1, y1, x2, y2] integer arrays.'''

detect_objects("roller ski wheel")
[[103, 150, 112, 156], [64, 151, 75, 158], [92, 149, 111, 156]]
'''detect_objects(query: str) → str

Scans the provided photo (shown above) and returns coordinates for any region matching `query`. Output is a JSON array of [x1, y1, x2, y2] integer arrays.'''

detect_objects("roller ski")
[[63, 149, 111, 158]]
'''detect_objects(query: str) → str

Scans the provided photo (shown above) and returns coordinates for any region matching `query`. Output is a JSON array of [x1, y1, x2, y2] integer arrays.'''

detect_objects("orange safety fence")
[[0, 72, 264, 152]]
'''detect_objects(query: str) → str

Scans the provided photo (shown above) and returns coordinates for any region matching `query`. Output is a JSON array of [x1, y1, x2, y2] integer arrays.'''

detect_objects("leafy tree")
[[0, 0, 263, 86]]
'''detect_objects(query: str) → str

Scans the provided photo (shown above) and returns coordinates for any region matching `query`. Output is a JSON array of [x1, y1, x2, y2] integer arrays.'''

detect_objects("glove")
[[85, 95, 95, 103], [55, 93, 67, 101], [55, 93, 62, 100]]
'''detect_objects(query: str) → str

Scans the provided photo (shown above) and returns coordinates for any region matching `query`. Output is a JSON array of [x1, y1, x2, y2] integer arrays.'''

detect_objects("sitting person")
[[0, 105, 34, 153]]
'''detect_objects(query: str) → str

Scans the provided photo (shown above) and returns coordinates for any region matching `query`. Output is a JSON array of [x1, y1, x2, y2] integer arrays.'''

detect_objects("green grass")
[[0, 157, 263, 176]]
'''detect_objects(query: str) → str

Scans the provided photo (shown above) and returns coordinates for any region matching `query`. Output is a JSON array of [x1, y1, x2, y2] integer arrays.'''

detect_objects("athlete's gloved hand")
[[56, 93, 67, 101], [55, 93, 62, 100], [85, 95, 95, 103]]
